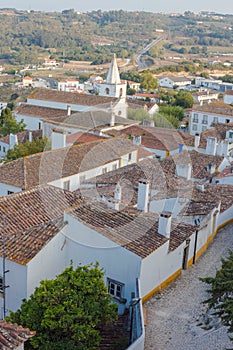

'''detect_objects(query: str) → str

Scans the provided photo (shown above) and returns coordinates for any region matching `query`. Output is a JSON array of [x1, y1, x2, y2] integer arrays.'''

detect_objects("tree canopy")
[[0, 108, 25, 137], [5, 137, 50, 162], [201, 250, 233, 343], [140, 72, 158, 92], [173, 91, 194, 109], [7, 264, 118, 350]]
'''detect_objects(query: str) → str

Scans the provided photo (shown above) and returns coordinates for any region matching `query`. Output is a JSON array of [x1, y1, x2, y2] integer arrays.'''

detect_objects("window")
[[226, 119, 230, 124], [112, 164, 117, 171], [105, 88, 110, 95], [7, 191, 14, 195], [128, 153, 132, 161], [202, 126, 207, 131], [192, 113, 198, 123], [3, 147, 5, 153], [0, 146, 1, 151], [192, 124, 197, 131], [102, 167, 107, 174], [107, 278, 124, 299], [119, 88, 123, 97], [63, 180, 70, 191], [202, 115, 208, 124], [213, 117, 218, 124], [38, 122, 42, 130]]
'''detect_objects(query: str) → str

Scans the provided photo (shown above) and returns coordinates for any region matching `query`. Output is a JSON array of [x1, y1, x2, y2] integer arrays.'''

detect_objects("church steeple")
[[106, 54, 121, 84]]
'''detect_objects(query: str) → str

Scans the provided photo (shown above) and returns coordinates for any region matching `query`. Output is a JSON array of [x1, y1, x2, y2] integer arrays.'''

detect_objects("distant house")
[[126, 80, 141, 92], [189, 102, 233, 135], [192, 90, 219, 105], [58, 79, 84, 93], [43, 58, 59, 67], [158, 76, 192, 89], [224, 90, 233, 105], [22, 76, 33, 87]]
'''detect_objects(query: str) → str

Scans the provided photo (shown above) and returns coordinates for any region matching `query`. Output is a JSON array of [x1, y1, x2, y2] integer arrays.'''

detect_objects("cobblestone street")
[[144, 222, 233, 350]]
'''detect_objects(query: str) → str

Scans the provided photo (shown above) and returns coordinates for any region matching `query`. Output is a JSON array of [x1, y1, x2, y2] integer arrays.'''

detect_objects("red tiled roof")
[[0, 185, 78, 237], [68, 202, 195, 258], [66, 132, 106, 145], [28, 88, 117, 106], [191, 102, 233, 116], [106, 125, 194, 151], [0, 138, 137, 189], [225, 90, 233, 96], [1, 217, 66, 265], [0, 320, 35, 349]]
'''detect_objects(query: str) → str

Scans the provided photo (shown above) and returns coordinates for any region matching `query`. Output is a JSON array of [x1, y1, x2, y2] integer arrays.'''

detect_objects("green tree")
[[201, 250, 233, 344], [159, 105, 184, 121], [173, 91, 194, 108], [5, 137, 50, 162], [8, 264, 118, 350], [0, 108, 25, 137], [140, 72, 158, 92]]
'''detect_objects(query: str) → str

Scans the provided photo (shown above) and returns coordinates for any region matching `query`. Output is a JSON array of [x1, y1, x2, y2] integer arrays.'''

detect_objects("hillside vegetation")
[[0, 8, 233, 66]]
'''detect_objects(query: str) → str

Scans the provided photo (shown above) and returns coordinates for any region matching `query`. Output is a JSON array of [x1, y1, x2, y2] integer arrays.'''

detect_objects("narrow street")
[[144, 222, 233, 350]]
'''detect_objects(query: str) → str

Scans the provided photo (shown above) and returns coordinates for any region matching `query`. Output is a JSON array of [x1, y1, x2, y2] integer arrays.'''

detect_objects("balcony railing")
[[202, 120, 208, 124]]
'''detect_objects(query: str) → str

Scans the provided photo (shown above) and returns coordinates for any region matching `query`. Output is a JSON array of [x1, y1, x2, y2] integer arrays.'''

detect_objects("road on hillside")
[[135, 37, 164, 69], [144, 222, 233, 350]]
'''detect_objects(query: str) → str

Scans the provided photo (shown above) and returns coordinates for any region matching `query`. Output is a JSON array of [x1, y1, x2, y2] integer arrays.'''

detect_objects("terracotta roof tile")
[[0, 138, 137, 189], [68, 202, 195, 258], [106, 125, 194, 151], [0, 320, 35, 349], [191, 101, 233, 116], [0, 185, 79, 237], [28, 88, 117, 106], [1, 217, 66, 265]]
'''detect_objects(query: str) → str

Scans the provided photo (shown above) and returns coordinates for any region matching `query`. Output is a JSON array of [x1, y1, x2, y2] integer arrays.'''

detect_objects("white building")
[[158, 76, 192, 89], [189, 102, 233, 135], [58, 79, 84, 93], [224, 90, 233, 105]]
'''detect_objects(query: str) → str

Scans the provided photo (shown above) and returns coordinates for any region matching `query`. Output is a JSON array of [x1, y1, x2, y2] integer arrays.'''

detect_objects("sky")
[[0, 0, 233, 14]]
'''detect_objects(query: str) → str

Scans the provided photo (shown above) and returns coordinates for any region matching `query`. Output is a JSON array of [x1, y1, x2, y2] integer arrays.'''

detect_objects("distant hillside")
[[0, 8, 233, 66]]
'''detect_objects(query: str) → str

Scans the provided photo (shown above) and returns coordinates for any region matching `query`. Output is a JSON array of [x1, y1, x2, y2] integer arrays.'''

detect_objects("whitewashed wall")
[[0, 258, 27, 317], [140, 241, 184, 298], [0, 183, 22, 197], [63, 212, 141, 314], [14, 113, 42, 131]]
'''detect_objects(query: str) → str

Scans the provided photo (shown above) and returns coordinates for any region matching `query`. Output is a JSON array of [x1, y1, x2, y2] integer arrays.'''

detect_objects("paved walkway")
[[144, 222, 233, 350]]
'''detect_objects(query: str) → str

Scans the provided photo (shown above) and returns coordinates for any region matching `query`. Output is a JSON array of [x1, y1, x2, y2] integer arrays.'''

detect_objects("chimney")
[[114, 183, 122, 202], [222, 139, 229, 156], [9, 133, 18, 149], [133, 135, 142, 146], [51, 128, 66, 150], [207, 163, 215, 175], [206, 137, 217, 155], [137, 179, 150, 213], [216, 140, 223, 156], [158, 212, 172, 238], [179, 144, 183, 153], [67, 104, 71, 117], [28, 131, 32, 143], [196, 183, 205, 192], [176, 163, 192, 180], [110, 111, 115, 127], [194, 133, 200, 149], [107, 198, 120, 211]]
